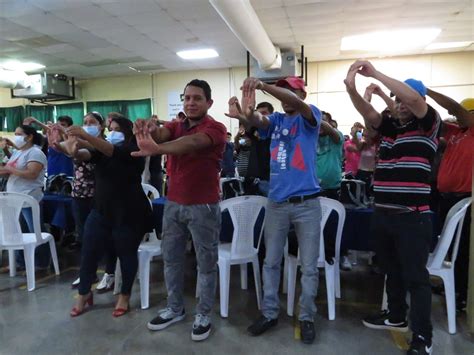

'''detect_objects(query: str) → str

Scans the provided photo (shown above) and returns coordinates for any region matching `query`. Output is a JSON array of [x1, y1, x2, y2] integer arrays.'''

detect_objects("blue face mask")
[[83, 125, 100, 137], [106, 131, 125, 145]]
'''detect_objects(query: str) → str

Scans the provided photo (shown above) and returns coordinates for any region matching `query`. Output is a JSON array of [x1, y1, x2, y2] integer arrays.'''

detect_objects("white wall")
[[1, 51, 473, 135]]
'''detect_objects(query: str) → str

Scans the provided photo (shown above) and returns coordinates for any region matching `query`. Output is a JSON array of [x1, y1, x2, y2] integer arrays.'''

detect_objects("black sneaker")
[[300, 320, 315, 344], [147, 308, 186, 331], [191, 314, 211, 341], [247, 316, 278, 336], [407, 334, 432, 354], [362, 310, 408, 332]]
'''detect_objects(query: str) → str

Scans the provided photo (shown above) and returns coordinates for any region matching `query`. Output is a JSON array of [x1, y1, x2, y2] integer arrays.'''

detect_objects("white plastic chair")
[[284, 197, 346, 320], [0, 192, 60, 291], [218, 195, 267, 317], [114, 184, 162, 310], [381, 197, 471, 334]]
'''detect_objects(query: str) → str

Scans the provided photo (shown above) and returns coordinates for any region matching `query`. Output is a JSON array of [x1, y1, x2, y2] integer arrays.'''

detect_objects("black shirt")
[[91, 141, 152, 232]]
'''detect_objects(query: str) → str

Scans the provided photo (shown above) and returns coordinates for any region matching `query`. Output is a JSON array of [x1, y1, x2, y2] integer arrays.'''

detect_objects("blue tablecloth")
[[42, 193, 74, 230]]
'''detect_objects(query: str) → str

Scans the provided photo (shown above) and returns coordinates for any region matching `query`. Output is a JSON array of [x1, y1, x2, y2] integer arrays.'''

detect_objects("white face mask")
[[83, 125, 100, 137], [106, 131, 125, 145], [14, 135, 27, 149]]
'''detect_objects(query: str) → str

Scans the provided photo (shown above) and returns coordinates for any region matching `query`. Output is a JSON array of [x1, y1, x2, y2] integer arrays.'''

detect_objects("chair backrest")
[[220, 195, 267, 257], [0, 192, 42, 246], [317, 197, 347, 263], [429, 197, 472, 270], [142, 183, 160, 205]]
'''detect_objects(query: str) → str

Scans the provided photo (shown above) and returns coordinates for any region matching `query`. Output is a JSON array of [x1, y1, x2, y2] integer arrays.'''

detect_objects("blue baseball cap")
[[403, 78, 427, 97]]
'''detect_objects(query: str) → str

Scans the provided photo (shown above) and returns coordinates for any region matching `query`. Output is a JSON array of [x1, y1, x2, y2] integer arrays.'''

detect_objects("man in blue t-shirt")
[[226, 76, 332, 344]]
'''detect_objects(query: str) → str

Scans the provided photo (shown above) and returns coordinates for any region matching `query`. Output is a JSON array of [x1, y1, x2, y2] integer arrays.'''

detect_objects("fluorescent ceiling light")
[[1, 61, 45, 71], [341, 28, 441, 52], [177, 48, 219, 60], [425, 41, 472, 50]]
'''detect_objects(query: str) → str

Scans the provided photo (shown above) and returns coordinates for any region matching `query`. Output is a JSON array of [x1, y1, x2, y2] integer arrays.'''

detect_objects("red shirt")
[[165, 115, 226, 204], [437, 123, 474, 193]]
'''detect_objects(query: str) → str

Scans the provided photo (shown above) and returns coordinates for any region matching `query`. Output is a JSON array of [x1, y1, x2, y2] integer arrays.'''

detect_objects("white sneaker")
[[71, 277, 80, 288], [340, 256, 353, 271], [96, 273, 115, 293]]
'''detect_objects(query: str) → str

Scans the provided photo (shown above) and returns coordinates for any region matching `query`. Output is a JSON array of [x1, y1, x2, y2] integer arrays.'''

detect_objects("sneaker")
[[71, 277, 80, 288], [247, 315, 278, 336], [96, 273, 115, 293], [147, 308, 186, 331], [407, 334, 432, 354], [191, 314, 211, 341], [300, 320, 315, 344], [340, 256, 353, 271], [362, 310, 408, 332]]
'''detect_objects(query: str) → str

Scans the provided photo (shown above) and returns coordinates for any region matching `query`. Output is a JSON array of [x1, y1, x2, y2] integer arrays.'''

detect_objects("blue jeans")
[[262, 197, 321, 321], [162, 201, 221, 316], [16, 204, 51, 269]]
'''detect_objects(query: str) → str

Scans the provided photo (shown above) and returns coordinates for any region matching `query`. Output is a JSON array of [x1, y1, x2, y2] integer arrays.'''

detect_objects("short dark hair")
[[226, 132, 232, 137], [184, 79, 212, 101], [256, 101, 274, 114], [57, 115, 73, 127], [322, 111, 332, 121], [19, 125, 43, 146]]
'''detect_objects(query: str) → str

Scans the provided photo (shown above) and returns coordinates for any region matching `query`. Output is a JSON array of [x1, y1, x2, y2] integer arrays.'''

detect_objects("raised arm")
[[134, 119, 172, 144], [366, 83, 397, 114], [66, 125, 114, 157], [426, 88, 474, 128], [350, 60, 427, 118], [344, 66, 382, 131], [320, 121, 341, 143]]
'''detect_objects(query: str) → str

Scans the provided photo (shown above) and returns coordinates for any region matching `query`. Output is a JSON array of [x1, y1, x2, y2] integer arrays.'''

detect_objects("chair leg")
[[24, 246, 36, 291], [48, 239, 60, 275], [325, 263, 335, 320], [8, 249, 16, 277], [286, 257, 298, 316], [113, 261, 121, 295], [381, 275, 388, 311], [252, 258, 262, 310], [335, 262, 341, 299], [218, 260, 231, 318], [139, 251, 152, 310], [441, 273, 457, 334], [240, 263, 248, 290], [282, 256, 288, 294]]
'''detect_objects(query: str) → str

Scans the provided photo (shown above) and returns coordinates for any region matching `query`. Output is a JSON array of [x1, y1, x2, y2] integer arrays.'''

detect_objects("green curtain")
[[86, 99, 151, 122], [25, 105, 54, 124], [4, 106, 25, 132], [0, 108, 5, 132], [125, 99, 151, 121], [55, 102, 84, 125]]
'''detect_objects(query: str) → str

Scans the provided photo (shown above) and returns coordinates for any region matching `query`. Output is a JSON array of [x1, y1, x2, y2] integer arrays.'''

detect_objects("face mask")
[[106, 131, 125, 145], [83, 125, 100, 137], [14, 135, 27, 149], [356, 131, 363, 140]]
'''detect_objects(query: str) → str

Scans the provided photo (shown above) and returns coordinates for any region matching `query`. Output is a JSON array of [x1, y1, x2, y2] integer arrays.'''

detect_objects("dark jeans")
[[72, 197, 93, 243], [438, 193, 471, 302], [78, 209, 144, 295], [373, 211, 432, 341], [149, 155, 163, 196]]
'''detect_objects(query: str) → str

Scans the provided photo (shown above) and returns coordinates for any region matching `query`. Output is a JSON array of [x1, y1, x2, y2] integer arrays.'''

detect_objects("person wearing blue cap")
[[345, 60, 441, 355]]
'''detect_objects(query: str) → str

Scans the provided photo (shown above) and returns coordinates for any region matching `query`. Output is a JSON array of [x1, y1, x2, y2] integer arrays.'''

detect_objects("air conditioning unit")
[[249, 49, 304, 83], [11, 72, 75, 102]]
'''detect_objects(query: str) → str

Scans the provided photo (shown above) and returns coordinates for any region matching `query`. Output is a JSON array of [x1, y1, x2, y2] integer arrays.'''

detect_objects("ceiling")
[[0, 0, 473, 79]]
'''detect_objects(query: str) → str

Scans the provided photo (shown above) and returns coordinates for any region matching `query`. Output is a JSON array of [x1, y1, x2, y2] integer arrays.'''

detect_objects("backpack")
[[45, 174, 73, 196], [339, 179, 370, 208]]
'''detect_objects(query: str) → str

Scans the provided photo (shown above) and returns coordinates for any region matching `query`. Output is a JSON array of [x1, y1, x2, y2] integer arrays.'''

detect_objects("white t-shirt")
[[6, 146, 47, 201]]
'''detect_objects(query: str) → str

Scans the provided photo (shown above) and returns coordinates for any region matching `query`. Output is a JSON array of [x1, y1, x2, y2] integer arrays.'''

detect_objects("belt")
[[285, 192, 321, 204]]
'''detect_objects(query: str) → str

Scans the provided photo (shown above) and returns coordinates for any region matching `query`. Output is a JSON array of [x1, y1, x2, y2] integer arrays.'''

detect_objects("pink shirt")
[[343, 140, 361, 174]]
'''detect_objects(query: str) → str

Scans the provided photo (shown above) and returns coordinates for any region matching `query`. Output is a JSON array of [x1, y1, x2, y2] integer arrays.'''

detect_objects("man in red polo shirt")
[[426, 90, 473, 312], [132, 79, 226, 341]]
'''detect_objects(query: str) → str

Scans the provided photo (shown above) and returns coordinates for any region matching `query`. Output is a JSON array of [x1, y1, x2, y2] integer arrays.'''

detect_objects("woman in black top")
[[66, 117, 152, 317]]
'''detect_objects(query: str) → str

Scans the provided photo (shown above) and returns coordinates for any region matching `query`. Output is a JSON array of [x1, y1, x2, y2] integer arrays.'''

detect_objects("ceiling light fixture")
[[1, 60, 45, 72], [176, 48, 219, 60], [341, 28, 441, 52], [425, 41, 472, 50]]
